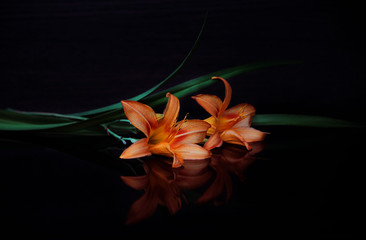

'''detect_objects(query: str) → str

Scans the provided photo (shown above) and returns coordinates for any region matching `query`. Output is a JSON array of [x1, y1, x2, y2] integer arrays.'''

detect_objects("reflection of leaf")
[[253, 114, 363, 128]]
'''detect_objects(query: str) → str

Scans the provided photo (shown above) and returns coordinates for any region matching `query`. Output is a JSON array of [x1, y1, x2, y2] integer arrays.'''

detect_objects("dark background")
[[1, 0, 365, 118], [0, 0, 364, 238]]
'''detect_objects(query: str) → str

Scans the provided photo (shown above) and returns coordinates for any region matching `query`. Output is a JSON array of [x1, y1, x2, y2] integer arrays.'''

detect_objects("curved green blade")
[[47, 61, 292, 132], [253, 114, 363, 128]]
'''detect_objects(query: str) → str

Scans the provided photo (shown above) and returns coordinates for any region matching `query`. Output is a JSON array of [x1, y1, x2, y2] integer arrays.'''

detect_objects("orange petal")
[[212, 76, 232, 114], [121, 100, 158, 137], [171, 120, 211, 146], [149, 142, 174, 158], [203, 131, 223, 150], [192, 94, 223, 117], [221, 103, 256, 121], [232, 115, 252, 129], [234, 127, 266, 143], [220, 129, 252, 150], [159, 93, 180, 129], [173, 143, 211, 160], [217, 104, 256, 132], [149, 142, 184, 168], [120, 138, 152, 159], [204, 116, 217, 135]]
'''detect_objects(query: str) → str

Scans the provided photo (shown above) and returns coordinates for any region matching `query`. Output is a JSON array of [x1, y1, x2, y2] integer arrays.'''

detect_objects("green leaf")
[[142, 60, 296, 107], [0, 122, 72, 131], [0, 109, 84, 131], [0, 109, 77, 131], [0, 109, 77, 124], [0, 109, 132, 133], [47, 61, 293, 132], [252, 114, 363, 128], [0, 59, 298, 133]]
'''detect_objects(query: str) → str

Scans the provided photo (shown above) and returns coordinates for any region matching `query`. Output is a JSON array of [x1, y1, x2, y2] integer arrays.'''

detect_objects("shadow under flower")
[[121, 142, 264, 225]]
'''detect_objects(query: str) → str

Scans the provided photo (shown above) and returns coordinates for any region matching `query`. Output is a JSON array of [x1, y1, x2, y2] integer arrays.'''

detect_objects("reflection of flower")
[[196, 142, 264, 206], [121, 142, 263, 224], [174, 158, 212, 190], [121, 158, 183, 225], [192, 77, 266, 151], [120, 93, 211, 168]]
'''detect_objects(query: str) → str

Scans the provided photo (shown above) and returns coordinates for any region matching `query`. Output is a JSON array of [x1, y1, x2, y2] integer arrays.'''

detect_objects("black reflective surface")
[[1, 126, 362, 238]]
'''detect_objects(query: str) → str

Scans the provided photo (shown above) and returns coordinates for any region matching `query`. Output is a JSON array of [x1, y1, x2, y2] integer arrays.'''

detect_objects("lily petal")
[[212, 76, 232, 114], [149, 142, 174, 158], [171, 120, 210, 146], [148, 142, 183, 168], [121, 100, 158, 137], [220, 129, 252, 150], [173, 143, 211, 160], [203, 131, 223, 150], [216, 103, 255, 132], [192, 94, 223, 117], [204, 116, 217, 135], [120, 138, 152, 159], [233, 127, 266, 143], [148, 143, 186, 168], [221, 103, 256, 121], [159, 93, 180, 129], [232, 114, 252, 129]]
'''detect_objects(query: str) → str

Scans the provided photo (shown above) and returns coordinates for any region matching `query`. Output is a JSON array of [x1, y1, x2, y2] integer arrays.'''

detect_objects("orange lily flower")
[[192, 76, 266, 151], [120, 93, 211, 168]]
